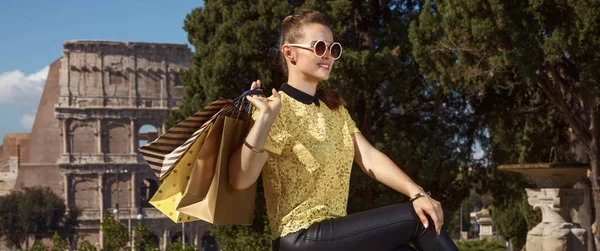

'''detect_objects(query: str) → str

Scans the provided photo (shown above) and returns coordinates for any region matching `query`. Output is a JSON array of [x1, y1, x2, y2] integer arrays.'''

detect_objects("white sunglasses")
[[287, 40, 343, 60]]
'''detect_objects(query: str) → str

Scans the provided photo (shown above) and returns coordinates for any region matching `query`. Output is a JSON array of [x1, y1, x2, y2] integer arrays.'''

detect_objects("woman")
[[228, 9, 458, 251]]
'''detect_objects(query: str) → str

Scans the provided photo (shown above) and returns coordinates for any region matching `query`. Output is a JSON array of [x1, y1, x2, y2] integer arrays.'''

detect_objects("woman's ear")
[[281, 45, 296, 64]]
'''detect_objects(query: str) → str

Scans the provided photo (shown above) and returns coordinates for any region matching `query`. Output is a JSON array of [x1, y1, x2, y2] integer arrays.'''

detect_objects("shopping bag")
[[139, 99, 232, 179], [147, 124, 212, 223], [176, 114, 257, 225], [145, 89, 262, 224], [175, 114, 225, 214]]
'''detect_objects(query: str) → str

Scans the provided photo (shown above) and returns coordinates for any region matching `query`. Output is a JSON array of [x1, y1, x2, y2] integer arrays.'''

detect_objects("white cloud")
[[0, 66, 49, 105], [19, 113, 36, 130], [473, 150, 485, 160]]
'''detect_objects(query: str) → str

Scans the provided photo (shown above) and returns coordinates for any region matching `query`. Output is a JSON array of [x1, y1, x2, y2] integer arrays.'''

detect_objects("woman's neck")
[[287, 74, 319, 96]]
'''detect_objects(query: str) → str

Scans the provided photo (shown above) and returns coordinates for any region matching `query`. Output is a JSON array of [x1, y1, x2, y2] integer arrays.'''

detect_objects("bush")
[[77, 234, 97, 251], [166, 237, 197, 251], [456, 239, 506, 251]]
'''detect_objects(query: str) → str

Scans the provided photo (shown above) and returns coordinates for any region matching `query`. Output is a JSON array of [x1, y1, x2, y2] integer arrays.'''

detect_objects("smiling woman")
[[227, 9, 459, 251]]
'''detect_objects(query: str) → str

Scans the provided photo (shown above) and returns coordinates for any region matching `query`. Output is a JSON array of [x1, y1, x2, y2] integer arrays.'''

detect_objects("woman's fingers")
[[436, 201, 444, 234], [415, 208, 430, 229], [250, 79, 261, 90], [246, 92, 271, 113], [426, 199, 444, 235], [247, 83, 281, 115], [414, 198, 445, 235], [435, 200, 444, 223], [245, 95, 261, 108], [426, 206, 442, 235], [248, 80, 264, 106]]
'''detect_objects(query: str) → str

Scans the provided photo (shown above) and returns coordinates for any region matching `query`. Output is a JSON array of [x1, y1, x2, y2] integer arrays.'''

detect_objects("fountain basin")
[[498, 163, 588, 188]]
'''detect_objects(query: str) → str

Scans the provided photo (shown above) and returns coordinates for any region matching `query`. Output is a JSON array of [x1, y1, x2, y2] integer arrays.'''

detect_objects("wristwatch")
[[409, 191, 431, 203]]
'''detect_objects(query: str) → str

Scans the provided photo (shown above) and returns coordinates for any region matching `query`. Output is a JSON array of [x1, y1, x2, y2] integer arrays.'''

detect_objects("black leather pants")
[[272, 203, 458, 251]]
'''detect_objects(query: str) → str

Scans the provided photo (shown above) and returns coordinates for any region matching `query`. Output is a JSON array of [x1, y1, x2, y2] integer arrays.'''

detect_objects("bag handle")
[[231, 89, 263, 119]]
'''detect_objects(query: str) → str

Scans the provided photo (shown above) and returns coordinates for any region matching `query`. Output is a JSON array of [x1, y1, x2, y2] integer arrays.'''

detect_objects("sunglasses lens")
[[331, 43, 342, 59], [314, 41, 327, 57]]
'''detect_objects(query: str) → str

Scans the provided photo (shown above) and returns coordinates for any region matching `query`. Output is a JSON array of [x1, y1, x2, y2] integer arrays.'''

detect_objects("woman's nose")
[[322, 47, 332, 59]]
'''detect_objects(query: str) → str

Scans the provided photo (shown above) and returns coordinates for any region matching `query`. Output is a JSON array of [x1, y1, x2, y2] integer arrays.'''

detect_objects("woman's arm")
[[352, 132, 444, 234], [228, 80, 281, 190], [228, 112, 275, 190], [352, 132, 423, 197]]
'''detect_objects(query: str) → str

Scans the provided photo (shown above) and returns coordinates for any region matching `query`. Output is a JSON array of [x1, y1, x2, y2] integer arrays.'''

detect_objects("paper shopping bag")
[[139, 99, 232, 179], [176, 114, 225, 212], [147, 123, 213, 223], [176, 115, 257, 225]]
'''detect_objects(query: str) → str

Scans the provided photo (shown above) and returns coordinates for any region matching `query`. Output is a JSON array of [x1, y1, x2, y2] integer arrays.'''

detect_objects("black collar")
[[281, 84, 320, 106]]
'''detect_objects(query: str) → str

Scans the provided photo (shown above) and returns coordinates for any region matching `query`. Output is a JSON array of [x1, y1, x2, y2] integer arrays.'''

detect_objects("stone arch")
[[138, 124, 158, 148], [106, 122, 130, 154], [104, 173, 131, 210], [140, 178, 158, 208], [70, 122, 98, 154], [72, 177, 98, 209]]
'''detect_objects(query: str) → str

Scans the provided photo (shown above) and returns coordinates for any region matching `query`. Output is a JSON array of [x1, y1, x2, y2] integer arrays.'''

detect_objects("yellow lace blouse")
[[252, 84, 360, 239]]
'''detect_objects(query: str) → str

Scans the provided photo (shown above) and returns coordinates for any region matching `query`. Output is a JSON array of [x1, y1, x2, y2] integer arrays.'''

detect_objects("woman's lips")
[[318, 63, 330, 70]]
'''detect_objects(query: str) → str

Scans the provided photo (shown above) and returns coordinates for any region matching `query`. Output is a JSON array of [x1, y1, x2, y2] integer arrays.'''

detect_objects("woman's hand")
[[412, 195, 444, 235], [246, 80, 281, 117]]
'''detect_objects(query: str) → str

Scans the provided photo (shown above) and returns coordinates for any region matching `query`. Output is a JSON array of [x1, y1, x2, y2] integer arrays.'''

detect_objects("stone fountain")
[[498, 163, 589, 251]]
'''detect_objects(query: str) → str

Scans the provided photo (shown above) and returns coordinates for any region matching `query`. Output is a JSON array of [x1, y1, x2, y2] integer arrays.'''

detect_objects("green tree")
[[456, 239, 506, 251], [175, 0, 484, 249], [51, 232, 69, 251], [0, 190, 25, 248], [100, 213, 128, 251], [30, 239, 48, 251], [409, 0, 599, 248], [482, 87, 558, 249], [207, 212, 272, 251], [451, 84, 559, 249], [166, 237, 197, 251], [171, 1, 300, 249], [0, 187, 79, 249], [76, 234, 97, 251], [133, 222, 159, 251]]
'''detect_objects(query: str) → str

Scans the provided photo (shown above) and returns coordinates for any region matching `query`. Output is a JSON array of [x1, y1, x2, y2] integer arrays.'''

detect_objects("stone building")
[[10, 40, 217, 250], [0, 133, 29, 196]]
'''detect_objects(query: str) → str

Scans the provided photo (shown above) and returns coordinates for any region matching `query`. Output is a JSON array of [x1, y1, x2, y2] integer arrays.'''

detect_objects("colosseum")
[[1, 40, 217, 250]]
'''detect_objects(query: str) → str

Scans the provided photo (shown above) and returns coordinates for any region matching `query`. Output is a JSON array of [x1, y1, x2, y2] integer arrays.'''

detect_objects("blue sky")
[[0, 1, 203, 143]]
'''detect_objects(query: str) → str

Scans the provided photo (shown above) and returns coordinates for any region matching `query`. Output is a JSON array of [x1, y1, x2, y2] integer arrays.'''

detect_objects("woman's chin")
[[301, 71, 330, 82], [313, 74, 330, 81]]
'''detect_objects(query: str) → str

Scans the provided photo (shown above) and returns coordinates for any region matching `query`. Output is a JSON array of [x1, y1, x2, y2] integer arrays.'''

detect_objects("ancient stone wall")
[[15, 59, 64, 196], [11, 40, 211, 250], [0, 133, 28, 195], [58, 40, 188, 109]]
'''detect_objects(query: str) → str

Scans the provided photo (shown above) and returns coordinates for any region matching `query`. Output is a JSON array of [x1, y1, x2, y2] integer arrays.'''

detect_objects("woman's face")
[[290, 23, 335, 82]]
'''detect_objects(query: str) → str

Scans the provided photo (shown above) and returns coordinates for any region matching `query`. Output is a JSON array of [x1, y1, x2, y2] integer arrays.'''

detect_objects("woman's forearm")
[[366, 151, 423, 196], [228, 113, 276, 190], [353, 133, 423, 197], [361, 148, 423, 197]]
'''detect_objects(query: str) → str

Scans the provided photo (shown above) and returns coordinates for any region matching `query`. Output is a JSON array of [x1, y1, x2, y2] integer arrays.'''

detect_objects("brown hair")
[[279, 9, 345, 110]]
